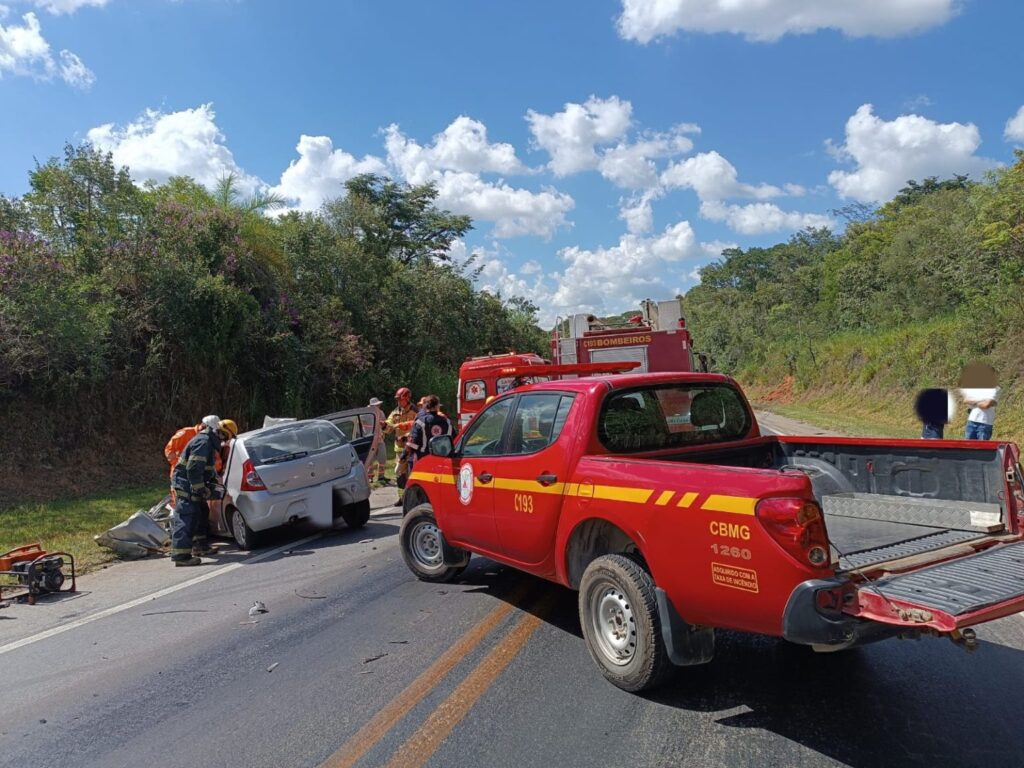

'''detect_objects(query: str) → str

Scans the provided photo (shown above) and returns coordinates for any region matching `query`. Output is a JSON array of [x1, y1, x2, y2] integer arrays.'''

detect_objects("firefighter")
[[164, 416, 222, 505], [383, 387, 418, 507], [407, 395, 453, 463], [169, 417, 226, 566]]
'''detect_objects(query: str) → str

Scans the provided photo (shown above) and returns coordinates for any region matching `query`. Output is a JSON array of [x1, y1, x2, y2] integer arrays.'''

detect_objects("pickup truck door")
[[444, 398, 516, 548], [487, 393, 576, 566]]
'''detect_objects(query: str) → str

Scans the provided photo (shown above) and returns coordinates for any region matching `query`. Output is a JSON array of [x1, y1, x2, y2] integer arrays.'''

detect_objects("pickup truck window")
[[507, 393, 574, 455], [599, 383, 751, 452], [461, 398, 513, 456]]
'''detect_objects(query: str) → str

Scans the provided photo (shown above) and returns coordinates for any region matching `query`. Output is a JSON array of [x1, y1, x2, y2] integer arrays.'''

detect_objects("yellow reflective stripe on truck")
[[406, 471, 757, 515]]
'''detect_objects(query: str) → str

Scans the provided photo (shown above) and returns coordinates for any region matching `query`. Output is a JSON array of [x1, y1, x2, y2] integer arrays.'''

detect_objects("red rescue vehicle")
[[400, 372, 1024, 692], [456, 299, 698, 430]]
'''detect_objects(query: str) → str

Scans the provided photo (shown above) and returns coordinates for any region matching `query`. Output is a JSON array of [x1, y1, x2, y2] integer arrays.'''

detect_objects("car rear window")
[[246, 421, 347, 465], [598, 383, 752, 452]]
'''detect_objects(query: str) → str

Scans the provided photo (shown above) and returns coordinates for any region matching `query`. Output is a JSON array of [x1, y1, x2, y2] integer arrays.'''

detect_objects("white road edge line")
[[0, 532, 324, 657]]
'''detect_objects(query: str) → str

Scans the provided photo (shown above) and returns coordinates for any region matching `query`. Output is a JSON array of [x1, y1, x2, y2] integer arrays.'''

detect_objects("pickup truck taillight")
[[756, 497, 831, 569], [241, 459, 266, 491]]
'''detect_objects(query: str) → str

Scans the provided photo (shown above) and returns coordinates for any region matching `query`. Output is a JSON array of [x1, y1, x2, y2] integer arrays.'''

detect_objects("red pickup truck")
[[398, 373, 1024, 691]]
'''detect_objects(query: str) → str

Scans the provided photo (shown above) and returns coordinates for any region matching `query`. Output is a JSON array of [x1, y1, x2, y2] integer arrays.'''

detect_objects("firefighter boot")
[[174, 556, 202, 567]]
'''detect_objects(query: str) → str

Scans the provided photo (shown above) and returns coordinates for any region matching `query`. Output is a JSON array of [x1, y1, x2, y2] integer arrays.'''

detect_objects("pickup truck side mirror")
[[429, 435, 454, 458]]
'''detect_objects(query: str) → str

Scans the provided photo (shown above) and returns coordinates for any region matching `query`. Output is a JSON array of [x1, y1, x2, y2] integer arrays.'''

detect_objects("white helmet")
[[202, 415, 221, 431]]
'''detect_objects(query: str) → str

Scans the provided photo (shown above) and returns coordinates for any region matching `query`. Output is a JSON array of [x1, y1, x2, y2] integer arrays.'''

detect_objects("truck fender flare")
[[655, 587, 716, 667]]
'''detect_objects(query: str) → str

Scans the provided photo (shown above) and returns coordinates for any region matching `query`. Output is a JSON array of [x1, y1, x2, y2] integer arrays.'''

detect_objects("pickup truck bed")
[[666, 436, 1012, 572]]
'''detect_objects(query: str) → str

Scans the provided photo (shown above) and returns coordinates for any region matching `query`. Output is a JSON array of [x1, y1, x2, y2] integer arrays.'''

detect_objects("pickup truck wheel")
[[229, 507, 262, 551], [579, 554, 673, 692], [340, 499, 371, 529], [399, 504, 468, 583]]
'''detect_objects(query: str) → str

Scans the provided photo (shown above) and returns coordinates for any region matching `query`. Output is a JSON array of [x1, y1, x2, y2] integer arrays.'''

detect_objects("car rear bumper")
[[238, 464, 370, 532]]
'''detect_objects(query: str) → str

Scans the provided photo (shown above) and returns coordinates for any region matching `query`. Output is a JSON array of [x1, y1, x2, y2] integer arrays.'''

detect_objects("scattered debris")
[[239, 620, 260, 626], [437, 590, 448, 595], [39, 719, 47, 724], [388, 640, 409, 645], [142, 610, 209, 616], [358, 539, 373, 544], [94, 506, 171, 559], [249, 600, 268, 617], [267, 663, 279, 673], [294, 590, 327, 600], [359, 670, 374, 675], [362, 652, 389, 664]]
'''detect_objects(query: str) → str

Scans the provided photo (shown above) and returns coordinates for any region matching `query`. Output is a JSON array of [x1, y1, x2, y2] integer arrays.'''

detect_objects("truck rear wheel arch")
[[565, 518, 647, 589]]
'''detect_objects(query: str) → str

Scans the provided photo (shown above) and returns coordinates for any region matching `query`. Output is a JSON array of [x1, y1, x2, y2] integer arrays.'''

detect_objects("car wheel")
[[229, 507, 262, 551], [341, 499, 371, 529], [578, 554, 674, 692], [399, 503, 468, 583]]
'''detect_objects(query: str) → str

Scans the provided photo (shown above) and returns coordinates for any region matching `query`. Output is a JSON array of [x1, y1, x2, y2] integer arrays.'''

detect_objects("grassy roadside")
[[0, 483, 168, 575]]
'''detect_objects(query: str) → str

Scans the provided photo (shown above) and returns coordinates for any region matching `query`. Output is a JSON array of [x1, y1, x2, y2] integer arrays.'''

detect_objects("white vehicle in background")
[[209, 419, 371, 550]]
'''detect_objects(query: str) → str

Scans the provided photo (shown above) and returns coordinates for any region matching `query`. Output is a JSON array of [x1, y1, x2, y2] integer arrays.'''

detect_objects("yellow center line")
[[321, 588, 528, 768], [382, 595, 554, 768]]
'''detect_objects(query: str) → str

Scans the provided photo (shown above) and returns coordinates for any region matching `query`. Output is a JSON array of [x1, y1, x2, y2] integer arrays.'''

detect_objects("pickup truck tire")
[[340, 499, 371, 529], [400, 504, 469, 583], [579, 554, 673, 692]]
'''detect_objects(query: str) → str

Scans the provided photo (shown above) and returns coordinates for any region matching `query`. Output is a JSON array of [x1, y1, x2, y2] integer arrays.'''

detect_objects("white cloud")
[[526, 96, 633, 176], [385, 123, 574, 239], [617, 0, 959, 44], [598, 128, 697, 189], [700, 200, 833, 235], [58, 48, 92, 88], [661, 151, 784, 201], [619, 191, 658, 234], [87, 104, 261, 192], [271, 135, 385, 212], [1005, 106, 1024, 143], [550, 221, 698, 315], [468, 221, 705, 324], [420, 115, 527, 175], [827, 104, 996, 203], [701, 239, 738, 258], [0, 11, 92, 87], [32, 0, 107, 13]]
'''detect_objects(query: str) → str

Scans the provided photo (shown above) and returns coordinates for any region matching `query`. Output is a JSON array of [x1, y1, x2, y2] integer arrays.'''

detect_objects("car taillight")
[[241, 459, 266, 491], [756, 497, 831, 569]]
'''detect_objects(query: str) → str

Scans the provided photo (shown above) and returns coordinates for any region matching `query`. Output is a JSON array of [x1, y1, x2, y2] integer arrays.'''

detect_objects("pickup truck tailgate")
[[847, 542, 1024, 632]]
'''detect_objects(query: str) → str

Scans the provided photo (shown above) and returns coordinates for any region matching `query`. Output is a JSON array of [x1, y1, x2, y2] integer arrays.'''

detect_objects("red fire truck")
[[456, 299, 697, 430]]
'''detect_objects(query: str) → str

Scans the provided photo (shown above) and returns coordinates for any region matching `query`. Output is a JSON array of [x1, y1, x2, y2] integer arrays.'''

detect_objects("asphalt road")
[[3, 416, 1024, 767]]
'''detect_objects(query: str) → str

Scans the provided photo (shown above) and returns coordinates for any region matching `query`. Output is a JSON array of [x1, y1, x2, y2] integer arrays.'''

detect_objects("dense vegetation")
[[0, 144, 546, 501], [685, 152, 1024, 441]]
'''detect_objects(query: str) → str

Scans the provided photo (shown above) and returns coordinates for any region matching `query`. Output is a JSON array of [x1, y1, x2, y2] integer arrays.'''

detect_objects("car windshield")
[[245, 421, 347, 465], [598, 383, 752, 452]]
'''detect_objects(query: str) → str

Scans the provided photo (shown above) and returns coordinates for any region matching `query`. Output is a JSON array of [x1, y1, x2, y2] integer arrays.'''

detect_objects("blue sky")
[[3, 0, 1024, 323]]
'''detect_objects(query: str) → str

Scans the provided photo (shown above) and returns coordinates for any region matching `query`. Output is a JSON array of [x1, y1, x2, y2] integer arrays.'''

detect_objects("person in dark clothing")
[[915, 388, 952, 439], [170, 419, 224, 566], [407, 395, 453, 463]]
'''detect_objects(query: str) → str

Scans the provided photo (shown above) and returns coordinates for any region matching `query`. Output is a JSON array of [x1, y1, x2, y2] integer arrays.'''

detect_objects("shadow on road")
[[456, 565, 1024, 767]]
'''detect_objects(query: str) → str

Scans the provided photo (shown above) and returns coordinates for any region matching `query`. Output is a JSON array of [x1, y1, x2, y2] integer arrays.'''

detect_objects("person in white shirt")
[[959, 362, 999, 441]]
